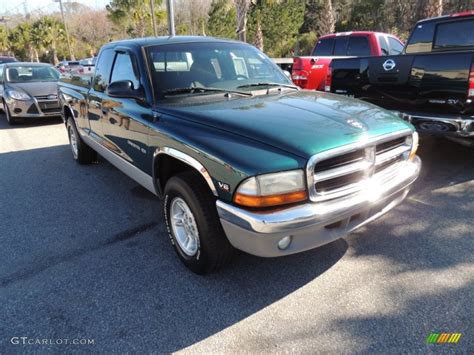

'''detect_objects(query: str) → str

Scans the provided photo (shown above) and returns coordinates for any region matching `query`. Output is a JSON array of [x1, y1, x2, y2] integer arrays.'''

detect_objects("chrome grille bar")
[[306, 130, 413, 202]]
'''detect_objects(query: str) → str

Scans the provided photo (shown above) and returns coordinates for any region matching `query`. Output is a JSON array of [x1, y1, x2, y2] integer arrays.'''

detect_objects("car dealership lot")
[[0, 116, 472, 353]]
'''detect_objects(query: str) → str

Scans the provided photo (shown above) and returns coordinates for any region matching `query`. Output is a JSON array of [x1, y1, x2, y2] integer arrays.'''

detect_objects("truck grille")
[[307, 131, 413, 202]]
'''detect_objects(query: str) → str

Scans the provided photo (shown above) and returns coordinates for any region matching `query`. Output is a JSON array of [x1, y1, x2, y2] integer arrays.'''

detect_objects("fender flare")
[[153, 147, 218, 197]]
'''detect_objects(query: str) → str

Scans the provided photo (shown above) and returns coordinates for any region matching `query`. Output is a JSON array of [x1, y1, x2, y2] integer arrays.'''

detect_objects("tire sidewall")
[[66, 118, 79, 161], [164, 179, 207, 272]]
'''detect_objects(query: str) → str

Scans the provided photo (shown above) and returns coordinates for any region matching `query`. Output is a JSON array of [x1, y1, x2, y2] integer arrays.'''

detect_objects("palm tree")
[[318, 0, 335, 36], [8, 23, 35, 61], [33, 17, 66, 65], [233, 0, 251, 42]]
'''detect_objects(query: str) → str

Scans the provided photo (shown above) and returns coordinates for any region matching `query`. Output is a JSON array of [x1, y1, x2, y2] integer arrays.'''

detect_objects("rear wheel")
[[164, 171, 233, 274], [3, 101, 17, 125], [66, 117, 96, 164]]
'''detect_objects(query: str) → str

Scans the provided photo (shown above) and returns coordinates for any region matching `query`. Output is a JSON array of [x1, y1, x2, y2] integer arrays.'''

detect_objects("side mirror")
[[283, 70, 291, 79], [107, 80, 144, 101]]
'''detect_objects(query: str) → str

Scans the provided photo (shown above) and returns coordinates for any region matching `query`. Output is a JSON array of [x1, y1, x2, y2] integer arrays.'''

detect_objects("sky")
[[0, 0, 110, 15]]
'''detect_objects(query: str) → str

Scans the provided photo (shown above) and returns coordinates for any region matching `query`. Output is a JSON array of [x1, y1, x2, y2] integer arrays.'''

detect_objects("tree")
[[233, 0, 252, 42], [32, 17, 66, 65], [318, 0, 335, 36], [419, 0, 443, 19], [8, 23, 35, 61], [208, 0, 237, 39], [106, 0, 165, 38]]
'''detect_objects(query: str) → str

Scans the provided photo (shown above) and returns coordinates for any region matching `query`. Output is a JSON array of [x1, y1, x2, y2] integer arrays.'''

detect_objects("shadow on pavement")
[[0, 144, 348, 352]]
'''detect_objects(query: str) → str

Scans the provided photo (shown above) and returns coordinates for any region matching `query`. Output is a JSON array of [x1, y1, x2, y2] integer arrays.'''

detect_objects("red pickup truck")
[[292, 31, 404, 91]]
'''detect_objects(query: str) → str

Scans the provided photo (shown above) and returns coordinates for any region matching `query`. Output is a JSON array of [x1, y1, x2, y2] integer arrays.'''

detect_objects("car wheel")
[[164, 171, 233, 274], [66, 117, 96, 164], [3, 101, 17, 125]]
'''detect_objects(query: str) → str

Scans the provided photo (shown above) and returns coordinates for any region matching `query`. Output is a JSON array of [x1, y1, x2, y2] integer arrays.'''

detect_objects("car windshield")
[[146, 42, 292, 99], [6, 65, 60, 83]]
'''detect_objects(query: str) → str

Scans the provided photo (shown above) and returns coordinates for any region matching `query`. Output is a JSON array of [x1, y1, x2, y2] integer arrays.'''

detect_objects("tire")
[[66, 117, 96, 164], [3, 101, 17, 125], [164, 171, 233, 274]]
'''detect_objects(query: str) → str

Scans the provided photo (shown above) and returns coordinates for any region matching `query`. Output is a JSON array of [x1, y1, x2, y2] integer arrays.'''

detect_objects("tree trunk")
[[233, 0, 251, 42], [254, 18, 263, 51], [317, 0, 335, 37], [33, 48, 40, 63], [420, 0, 443, 19]]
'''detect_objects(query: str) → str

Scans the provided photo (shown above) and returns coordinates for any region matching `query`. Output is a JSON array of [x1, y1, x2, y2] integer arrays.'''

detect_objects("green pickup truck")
[[58, 36, 421, 274]]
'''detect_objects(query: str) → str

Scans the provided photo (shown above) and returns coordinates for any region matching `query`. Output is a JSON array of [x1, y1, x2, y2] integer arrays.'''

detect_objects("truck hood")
[[160, 90, 413, 158], [7, 81, 58, 97]]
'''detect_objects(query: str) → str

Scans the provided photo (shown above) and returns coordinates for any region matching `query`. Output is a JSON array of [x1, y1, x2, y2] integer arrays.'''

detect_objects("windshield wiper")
[[163, 87, 252, 97], [237, 82, 299, 90]]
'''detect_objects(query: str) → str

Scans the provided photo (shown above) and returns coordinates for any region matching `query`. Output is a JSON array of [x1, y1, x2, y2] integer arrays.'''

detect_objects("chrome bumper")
[[217, 156, 421, 257], [397, 112, 474, 138]]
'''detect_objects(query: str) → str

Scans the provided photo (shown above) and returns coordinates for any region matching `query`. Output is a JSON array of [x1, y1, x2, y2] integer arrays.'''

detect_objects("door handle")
[[93, 101, 101, 109]]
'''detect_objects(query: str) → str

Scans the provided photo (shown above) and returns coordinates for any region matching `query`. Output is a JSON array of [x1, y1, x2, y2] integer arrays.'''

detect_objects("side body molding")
[[153, 147, 218, 197]]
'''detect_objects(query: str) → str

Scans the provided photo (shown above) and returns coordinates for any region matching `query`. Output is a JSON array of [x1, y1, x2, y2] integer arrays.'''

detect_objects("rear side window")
[[0, 65, 4, 82], [388, 37, 404, 55], [347, 36, 370, 56], [110, 52, 140, 90], [334, 36, 349, 56], [93, 48, 115, 92], [434, 19, 474, 49], [312, 38, 334, 56], [405, 22, 435, 54]]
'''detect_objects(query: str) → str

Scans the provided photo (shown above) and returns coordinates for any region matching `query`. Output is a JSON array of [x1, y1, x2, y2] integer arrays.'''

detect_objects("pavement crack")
[[0, 222, 158, 288]]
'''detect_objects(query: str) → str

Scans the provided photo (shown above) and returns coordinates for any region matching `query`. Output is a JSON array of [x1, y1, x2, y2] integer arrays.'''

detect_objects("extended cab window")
[[405, 22, 435, 54], [434, 19, 474, 49], [93, 48, 115, 92], [312, 38, 334, 56], [0, 65, 4, 82], [347, 36, 370, 56], [388, 37, 404, 55], [110, 53, 140, 89]]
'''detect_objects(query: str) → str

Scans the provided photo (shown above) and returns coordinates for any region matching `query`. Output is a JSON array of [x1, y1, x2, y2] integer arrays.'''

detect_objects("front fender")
[[149, 114, 306, 202]]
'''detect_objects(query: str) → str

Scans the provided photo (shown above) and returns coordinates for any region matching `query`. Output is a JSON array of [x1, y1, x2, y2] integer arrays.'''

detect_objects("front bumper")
[[5, 97, 61, 118], [217, 156, 421, 257], [396, 111, 474, 138]]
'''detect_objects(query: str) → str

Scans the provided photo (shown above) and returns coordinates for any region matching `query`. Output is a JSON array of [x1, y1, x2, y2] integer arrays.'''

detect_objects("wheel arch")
[[153, 147, 218, 199]]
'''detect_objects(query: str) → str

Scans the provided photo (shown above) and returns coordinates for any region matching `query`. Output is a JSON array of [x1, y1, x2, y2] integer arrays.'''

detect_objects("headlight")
[[234, 170, 308, 208], [6, 89, 31, 101]]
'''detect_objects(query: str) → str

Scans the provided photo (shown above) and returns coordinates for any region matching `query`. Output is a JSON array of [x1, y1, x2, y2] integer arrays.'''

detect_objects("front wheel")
[[66, 117, 96, 164], [164, 171, 233, 274]]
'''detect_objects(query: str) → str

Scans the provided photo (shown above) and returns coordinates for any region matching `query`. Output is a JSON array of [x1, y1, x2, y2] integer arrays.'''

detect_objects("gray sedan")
[[0, 62, 61, 125]]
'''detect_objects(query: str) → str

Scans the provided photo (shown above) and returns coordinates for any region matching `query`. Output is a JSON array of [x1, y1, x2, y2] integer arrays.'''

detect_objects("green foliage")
[[247, 0, 305, 57], [106, 0, 164, 37], [207, 0, 237, 40]]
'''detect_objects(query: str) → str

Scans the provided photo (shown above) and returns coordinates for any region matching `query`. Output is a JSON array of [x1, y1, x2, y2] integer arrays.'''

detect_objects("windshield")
[[6, 65, 60, 83], [146, 42, 291, 99]]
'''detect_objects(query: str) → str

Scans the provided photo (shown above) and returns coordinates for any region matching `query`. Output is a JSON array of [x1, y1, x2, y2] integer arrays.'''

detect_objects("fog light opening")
[[278, 235, 292, 250]]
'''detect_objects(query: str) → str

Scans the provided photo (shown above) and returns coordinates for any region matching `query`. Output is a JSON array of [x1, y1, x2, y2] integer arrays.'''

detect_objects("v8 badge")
[[217, 181, 230, 193]]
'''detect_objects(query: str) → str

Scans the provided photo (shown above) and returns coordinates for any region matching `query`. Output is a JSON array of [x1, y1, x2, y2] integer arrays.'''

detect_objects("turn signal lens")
[[409, 131, 419, 161], [234, 190, 308, 208]]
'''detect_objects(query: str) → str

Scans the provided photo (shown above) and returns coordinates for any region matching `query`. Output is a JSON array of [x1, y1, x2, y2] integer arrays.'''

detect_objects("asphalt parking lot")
[[0, 115, 472, 353]]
